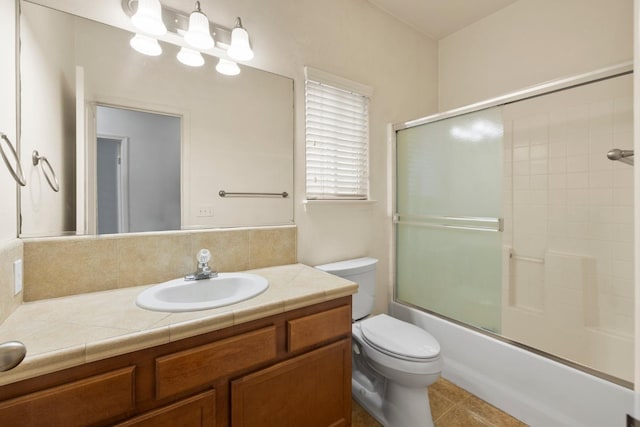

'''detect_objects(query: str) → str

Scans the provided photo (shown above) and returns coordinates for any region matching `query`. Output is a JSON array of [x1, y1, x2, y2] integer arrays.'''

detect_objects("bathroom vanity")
[[0, 264, 356, 426]]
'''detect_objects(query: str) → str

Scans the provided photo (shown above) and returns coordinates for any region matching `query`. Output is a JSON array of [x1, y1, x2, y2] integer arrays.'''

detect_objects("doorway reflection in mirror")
[[95, 105, 180, 234]]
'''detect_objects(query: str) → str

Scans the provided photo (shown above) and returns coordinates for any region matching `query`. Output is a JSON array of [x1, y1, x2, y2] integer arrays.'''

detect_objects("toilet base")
[[352, 375, 434, 427], [352, 378, 387, 425], [384, 381, 434, 427]]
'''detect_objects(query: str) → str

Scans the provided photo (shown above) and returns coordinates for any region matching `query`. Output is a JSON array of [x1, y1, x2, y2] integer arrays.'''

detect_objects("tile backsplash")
[[0, 240, 23, 323], [22, 226, 296, 301]]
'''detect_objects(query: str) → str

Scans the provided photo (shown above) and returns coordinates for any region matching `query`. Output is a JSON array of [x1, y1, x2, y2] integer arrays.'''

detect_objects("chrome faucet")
[[185, 249, 218, 281]]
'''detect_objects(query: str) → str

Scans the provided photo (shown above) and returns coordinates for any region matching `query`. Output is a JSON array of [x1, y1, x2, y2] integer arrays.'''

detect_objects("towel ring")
[[32, 150, 60, 192], [0, 133, 26, 186]]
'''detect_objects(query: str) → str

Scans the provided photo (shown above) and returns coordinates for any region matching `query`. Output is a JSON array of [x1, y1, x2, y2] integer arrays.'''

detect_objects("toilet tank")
[[315, 257, 378, 321]]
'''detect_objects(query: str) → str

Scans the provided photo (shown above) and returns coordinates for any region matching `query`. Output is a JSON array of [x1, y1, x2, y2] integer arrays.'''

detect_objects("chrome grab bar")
[[32, 150, 60, 192], [219, 190, 288, 198], [393, 214, 503, 233], [0, 133, 26, 186], [0, 341, 26, 372], [509, 253, 544, 264]]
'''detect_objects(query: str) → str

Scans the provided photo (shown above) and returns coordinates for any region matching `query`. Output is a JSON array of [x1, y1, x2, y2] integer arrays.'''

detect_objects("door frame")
[[95, 134, 129, 233]]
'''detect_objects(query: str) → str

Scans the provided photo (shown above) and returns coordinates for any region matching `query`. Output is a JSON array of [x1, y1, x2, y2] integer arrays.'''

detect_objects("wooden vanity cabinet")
[[0, 296, 352, 426]]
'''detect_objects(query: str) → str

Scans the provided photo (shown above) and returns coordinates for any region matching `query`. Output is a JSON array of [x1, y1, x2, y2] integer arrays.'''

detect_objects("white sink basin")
[[136, 273, 269, 312]]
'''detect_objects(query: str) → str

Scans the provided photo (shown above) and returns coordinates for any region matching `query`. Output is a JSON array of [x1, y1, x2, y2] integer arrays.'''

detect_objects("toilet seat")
[[360, 314, 440, 362]]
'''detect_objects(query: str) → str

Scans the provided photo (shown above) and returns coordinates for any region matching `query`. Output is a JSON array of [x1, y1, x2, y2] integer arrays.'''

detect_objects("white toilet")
[[316, 257, 442, 427]]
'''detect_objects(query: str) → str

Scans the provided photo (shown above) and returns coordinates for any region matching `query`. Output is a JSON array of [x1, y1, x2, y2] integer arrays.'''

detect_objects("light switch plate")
[[196, 206, 214, 217], [13, 259, 23, 295]]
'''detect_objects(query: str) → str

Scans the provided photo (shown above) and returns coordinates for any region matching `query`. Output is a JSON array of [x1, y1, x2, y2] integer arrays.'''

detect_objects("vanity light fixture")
[[184, 1, 215, 50], [123, 0, 253, 74], [215, 58, 240, 76], [227, 18, 254, 61], [130, 0, 166, 36], [177, 47, 205, 67], [130, 33, 162, 56]]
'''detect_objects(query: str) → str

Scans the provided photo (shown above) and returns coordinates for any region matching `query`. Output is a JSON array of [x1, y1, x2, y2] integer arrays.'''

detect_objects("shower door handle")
[[393, 214, 503, 233], [0, 341, 26, 371]]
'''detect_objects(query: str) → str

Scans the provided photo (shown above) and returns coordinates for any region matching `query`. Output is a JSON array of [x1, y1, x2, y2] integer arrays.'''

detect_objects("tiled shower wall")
[[502, 74, 634, 381]]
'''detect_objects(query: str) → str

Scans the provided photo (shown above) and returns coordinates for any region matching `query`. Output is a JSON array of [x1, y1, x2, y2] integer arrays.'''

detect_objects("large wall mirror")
[[19, 0, 294, 237]]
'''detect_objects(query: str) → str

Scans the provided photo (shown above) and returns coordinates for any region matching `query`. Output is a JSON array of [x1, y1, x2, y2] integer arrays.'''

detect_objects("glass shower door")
[[395, 107, 504, 333]]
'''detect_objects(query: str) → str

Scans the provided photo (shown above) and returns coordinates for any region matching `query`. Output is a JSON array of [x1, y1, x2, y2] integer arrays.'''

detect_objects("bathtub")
[[390, 301, 634, 427]]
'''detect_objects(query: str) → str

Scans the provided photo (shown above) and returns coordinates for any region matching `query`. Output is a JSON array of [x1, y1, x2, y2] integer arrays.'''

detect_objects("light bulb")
[[184, 1, 215, 50], [216, 58, 240, 76], [177, 47, 205, 67], [130, 34, 162, 56], [131, 0, 166, 36], [227, 18, 254, 61]]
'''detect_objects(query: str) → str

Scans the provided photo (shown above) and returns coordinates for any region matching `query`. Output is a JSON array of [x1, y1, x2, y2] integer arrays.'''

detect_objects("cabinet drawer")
[[287, 305, 351, 352], [156, 326, 277, 400], [115, 390, 215, 427], [0, 366, 135, 427]]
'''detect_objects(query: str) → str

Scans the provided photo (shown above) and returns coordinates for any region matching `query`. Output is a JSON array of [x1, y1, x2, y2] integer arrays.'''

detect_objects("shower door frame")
[[389, 61, 634, 389]]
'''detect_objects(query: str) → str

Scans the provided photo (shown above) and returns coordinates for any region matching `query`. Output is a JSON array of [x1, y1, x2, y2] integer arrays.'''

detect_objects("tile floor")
[[352, 378, 527, 426]]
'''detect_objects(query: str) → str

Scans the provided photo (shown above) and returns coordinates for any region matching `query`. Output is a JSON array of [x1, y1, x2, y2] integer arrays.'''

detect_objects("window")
[[305, 67, 372, 200]]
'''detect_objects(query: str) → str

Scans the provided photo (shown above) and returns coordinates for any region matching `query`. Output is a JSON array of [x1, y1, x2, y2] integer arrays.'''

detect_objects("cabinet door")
[[231, 339, 351, 427], [115, 390, 215, 427], [0, 367, 135, 427]]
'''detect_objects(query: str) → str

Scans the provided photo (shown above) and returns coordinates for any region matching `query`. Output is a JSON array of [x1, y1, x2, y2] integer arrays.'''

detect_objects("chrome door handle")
[[0, 341, 26, 372]]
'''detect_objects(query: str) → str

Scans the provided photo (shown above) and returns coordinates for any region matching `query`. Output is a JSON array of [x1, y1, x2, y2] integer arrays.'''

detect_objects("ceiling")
[[367, 0, 519, 40]]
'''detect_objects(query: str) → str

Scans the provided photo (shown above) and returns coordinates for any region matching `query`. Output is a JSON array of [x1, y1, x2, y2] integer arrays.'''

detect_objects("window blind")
[[305, 78, 370, 200]]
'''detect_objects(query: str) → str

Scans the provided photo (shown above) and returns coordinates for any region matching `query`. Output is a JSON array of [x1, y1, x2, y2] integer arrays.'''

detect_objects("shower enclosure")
[[396, 107, 504, 334], [394, 65, 635, 385]]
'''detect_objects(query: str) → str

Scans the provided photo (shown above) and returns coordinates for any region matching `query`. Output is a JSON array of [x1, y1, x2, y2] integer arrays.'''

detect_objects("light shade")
[[184, 2, 215, 50], [177, 47, 205, 67], [130, 34, 162, 56], [216, 58, 240, 76], [131, 0, 166, 36], [227, 18, 254, 61]]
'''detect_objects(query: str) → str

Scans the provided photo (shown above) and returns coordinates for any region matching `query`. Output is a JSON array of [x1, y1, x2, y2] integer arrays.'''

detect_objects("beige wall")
[[438, 0, 633, 111], [28, 0, 440, 314], [242, 0, 438, 314]]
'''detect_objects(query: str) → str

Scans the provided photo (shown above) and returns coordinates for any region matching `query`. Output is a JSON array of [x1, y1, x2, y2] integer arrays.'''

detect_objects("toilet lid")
[[360, 314, 440, 361]]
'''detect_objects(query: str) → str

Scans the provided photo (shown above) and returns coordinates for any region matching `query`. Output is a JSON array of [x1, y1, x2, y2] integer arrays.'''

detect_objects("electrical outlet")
[[197, 206, 214, 217], [13, 259, 23, 295]]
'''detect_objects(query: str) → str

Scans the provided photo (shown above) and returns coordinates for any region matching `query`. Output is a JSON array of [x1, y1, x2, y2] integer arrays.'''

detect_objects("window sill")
[[302, 199, 377, 206]]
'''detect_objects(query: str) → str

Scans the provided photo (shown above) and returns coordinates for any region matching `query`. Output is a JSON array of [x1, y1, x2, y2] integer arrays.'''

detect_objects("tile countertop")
[[0, 264, 357, 387]]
